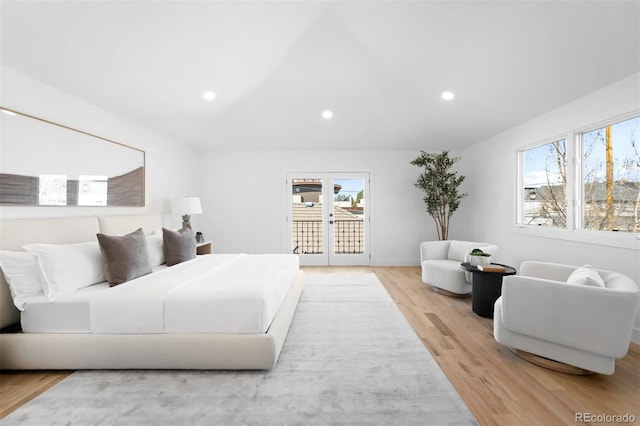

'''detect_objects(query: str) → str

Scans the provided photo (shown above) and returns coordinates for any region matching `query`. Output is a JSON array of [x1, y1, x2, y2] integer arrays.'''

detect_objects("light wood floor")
[[1, 266, 638, 425]]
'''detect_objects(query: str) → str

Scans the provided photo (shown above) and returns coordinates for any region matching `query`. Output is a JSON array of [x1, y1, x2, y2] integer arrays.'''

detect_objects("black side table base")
[[460, 262, 517, 319], [471, 273, 502, 318]]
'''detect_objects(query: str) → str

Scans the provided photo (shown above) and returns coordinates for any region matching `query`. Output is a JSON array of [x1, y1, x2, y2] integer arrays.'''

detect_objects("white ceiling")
[[1, 1, 639, 151]]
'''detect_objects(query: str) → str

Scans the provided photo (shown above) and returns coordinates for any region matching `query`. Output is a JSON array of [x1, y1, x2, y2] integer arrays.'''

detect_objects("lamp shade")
[[172, 196, 203, 215]]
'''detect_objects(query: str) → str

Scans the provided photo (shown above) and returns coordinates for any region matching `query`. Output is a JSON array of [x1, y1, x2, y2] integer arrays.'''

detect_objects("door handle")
[[329, 220, 334, 224]]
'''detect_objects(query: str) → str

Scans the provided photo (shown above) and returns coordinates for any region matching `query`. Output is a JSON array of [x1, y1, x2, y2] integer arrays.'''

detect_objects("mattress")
[[21, 254, 299, 334]]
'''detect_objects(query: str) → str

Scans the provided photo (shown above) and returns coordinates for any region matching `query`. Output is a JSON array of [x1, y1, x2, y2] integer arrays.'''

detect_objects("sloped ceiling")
[[1, 1, 638, 151]]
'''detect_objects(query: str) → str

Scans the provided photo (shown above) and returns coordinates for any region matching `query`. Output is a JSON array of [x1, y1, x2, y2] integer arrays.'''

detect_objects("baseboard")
[[632, 327, 640, 345]]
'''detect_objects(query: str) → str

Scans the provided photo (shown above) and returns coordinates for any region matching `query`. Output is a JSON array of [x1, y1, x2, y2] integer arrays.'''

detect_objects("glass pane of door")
[[291, 177, 325, 256], [329, 174, 369, 266], [332, 177, 365, 255]]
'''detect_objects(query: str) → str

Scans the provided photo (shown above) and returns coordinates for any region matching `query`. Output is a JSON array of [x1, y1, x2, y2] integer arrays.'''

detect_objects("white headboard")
[[0, 216, 100, 251], [98, 214, 163, 236], [0, 214, 163, 329]]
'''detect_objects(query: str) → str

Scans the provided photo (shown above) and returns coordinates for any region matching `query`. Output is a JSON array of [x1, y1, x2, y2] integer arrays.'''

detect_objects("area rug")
[[2, 273, 476, 426]]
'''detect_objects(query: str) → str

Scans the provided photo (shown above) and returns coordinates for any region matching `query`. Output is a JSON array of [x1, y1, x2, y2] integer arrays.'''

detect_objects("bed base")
[[0, 270, 303, 370]]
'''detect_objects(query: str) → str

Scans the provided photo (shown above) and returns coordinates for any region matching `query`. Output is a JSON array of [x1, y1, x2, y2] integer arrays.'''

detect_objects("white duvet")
[[89, 254, 299, 334]]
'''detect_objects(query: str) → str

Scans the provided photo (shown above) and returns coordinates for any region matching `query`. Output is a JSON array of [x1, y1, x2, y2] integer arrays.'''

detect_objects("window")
[[518, 113, 639, 235], [520, 138, 567, 227], [580, 116, 639, 232]]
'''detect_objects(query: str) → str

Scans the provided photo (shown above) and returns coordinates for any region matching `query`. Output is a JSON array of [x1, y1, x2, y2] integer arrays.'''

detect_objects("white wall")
[[455, 73, 640, 342], [0, 66, 199, 228], [196, 150, 435, 265]]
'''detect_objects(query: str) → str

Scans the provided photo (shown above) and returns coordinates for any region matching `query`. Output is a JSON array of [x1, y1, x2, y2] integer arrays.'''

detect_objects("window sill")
[[512, 225, 640, 250]]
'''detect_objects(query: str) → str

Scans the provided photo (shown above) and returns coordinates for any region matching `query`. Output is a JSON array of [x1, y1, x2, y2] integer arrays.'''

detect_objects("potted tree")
[[411, 150, 467, 240]]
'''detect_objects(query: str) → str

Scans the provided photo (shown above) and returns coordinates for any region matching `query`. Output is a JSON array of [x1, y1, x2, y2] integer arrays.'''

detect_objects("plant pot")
[[469, 255, 491, 267]]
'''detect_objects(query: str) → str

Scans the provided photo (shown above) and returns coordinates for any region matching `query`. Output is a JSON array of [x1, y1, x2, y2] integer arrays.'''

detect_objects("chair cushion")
[[422, 259, 471, 294], [566, 265, 606, 288], [447, 241, 480, 261]]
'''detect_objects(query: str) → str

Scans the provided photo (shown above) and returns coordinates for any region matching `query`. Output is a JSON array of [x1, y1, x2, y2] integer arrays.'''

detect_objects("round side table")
[[460, 262, 517, 318]]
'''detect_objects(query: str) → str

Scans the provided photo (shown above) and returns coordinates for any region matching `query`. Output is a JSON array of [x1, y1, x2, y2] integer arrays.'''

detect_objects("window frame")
[[515, 110, 640, 249]]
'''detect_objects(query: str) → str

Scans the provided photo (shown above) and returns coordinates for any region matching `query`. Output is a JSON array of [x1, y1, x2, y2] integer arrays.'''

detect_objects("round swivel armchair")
[[494, 261, 639, 375]]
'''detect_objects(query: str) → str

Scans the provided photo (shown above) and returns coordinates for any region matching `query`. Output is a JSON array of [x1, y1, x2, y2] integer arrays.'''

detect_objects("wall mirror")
[[0, 107, 145, 207]]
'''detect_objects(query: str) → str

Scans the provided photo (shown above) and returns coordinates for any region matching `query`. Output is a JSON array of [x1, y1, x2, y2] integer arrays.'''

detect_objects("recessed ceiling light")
[[322, 110, 333, 120], [203, 91, 216, 101], [441, 91, 455, 101]]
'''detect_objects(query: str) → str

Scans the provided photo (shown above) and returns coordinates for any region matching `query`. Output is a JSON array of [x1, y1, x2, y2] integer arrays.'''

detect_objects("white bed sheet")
[[20, 265, 168, 333], [21, 254, 299, 335], [164, 254, 298, 334]]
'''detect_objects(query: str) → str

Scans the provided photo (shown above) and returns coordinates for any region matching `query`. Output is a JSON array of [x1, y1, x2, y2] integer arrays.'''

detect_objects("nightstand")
[[196, 241, 212, 255]]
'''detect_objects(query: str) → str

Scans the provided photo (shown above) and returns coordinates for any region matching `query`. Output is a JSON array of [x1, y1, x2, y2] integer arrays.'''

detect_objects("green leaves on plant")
[[411, 150, 467, 240]]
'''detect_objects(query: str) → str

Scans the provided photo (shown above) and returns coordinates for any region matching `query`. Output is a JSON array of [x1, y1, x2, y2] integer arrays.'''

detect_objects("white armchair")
[[494, 261, 640, 375], [420, 240, 499, 295]]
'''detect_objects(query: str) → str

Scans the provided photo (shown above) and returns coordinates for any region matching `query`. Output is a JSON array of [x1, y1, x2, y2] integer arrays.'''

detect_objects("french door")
[[286, 172, 370, 266]]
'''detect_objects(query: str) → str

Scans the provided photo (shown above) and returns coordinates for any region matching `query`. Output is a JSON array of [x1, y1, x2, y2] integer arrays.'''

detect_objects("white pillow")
[[566, 264, 606, 288], [23, 241, 105, 300], [0, 250, 46, 310], [146, 234, 165, 267]]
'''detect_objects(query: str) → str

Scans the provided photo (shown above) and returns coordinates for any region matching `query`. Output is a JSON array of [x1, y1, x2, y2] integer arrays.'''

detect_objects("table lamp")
[[172, 196, 202, 228]]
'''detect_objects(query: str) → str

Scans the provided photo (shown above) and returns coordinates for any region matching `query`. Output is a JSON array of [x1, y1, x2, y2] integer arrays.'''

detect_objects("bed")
[[0, 214, 305, 370]]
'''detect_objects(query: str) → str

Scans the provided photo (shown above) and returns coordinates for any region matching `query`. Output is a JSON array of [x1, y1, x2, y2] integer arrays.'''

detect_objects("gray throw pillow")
[[97, 228, 152, 286], [162, 225, 196, 266]]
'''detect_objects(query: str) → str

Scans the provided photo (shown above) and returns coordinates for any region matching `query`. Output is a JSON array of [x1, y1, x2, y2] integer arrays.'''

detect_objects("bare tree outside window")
[[582, 117, 640, 232], [522, 139, 567, 227]]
